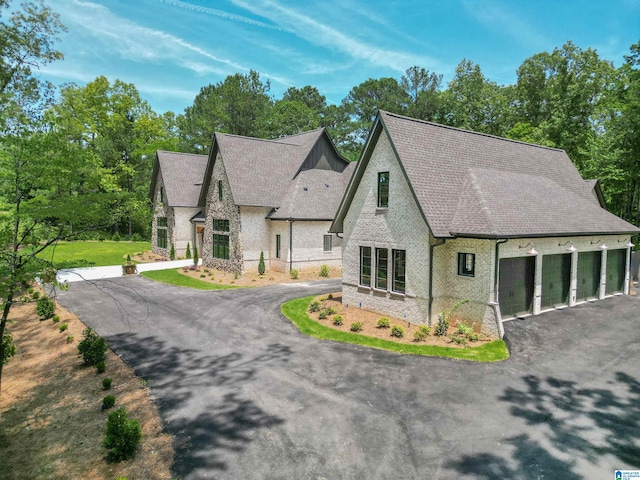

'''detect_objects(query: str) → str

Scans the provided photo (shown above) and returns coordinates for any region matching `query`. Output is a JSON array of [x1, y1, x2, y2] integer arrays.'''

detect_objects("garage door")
[[541, 254, 571, 309], [605, 249, 626, 295], [499, 257, 535, 318], [576, 251, 601, 301]]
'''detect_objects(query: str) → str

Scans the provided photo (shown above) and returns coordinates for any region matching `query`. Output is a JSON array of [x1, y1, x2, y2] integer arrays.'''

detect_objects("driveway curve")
[[57, 277, 640, 479]]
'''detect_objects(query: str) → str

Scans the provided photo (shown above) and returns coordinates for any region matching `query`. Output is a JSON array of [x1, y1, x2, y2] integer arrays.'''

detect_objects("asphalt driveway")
[[57, 277, 640, 479]]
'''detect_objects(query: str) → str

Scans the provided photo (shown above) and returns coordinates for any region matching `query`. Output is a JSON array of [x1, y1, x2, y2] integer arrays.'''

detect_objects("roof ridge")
[[379, 110, 566, 153], [157, 150, 208, 158], [216, 128, 323, 146]]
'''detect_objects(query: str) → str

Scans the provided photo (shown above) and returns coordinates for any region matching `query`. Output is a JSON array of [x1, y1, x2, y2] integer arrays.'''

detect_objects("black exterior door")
[[606, 249, 626, 295], [577, 251, 601, 301], [541, 254, 571, 309], [499, 257, 535, 318]]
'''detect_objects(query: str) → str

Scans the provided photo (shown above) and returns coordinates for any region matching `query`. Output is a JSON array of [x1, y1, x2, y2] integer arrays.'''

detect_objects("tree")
[[400, 66, 443, 121], [267, 100, 320, 137], [258, 251, 265, 276], [282, 85, 326, 112]]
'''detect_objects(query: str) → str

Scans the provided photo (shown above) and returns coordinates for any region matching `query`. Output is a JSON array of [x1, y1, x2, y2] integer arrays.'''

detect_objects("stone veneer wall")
[[151, 172, 171, 258], [341, 130, 431, 325], [202, 153, 243, 274]]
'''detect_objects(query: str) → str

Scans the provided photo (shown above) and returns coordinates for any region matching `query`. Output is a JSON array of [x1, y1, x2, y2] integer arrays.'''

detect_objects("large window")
[[213, 234, 230, 259], [157, 217, 167, 248], [213, 219, 229, 232], [392, 249, 406, 293], [375, 248, 388, 290], [378, 172, 389, 208], [360, 247, 371, 286], [276, 234, 281, 259], [324, 234, 332, 252], [458, 252, 475, 277]]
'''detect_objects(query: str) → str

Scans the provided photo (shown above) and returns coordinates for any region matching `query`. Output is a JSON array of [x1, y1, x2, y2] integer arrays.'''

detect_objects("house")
[[151, 128, 355, 273], [330, 111, 639, 337], [150, 150, 208, 257]]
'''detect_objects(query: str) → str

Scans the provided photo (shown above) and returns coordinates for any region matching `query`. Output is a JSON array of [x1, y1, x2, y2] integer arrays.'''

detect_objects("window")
[[360, 247, 371, 286], [375, 248, 388, 290], [160, 186, 164, 204], [458, 252, 475, 277], [213, 219, 229, 232], [392, 249, 406, 293], [276, 234, 281, 259], [157, 216, 167, 248], [218, 180, 223, 201], [378, 172, 389, 208], [213, 234, 230, 259], [324, 234, 332, 252]]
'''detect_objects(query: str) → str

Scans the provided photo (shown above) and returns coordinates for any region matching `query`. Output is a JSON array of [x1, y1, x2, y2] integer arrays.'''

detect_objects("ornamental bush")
[[350, 321, 362, 332], [103, 395, 116, 409], [319, 264, 329, 277], [36, 296, 56, 320], [377, 317, 390, 328], [185, 242, 191, 259], [258, 251, 265, 276], [104, 407, 141, 462], [391, 325, 404, 338], [78, 328, 108, 366]]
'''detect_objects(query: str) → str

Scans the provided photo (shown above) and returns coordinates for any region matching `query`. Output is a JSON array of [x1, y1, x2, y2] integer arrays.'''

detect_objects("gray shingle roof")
[[332, 111, 639, 237], [155, 151, 208, 207]]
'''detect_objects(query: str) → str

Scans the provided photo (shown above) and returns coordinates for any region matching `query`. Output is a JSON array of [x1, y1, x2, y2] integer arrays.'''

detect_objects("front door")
[[499, 257, 535, 318]]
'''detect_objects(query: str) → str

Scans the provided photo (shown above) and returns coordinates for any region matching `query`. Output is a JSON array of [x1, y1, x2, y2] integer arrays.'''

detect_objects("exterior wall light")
[[591, 239, 607, 250], [519, 242, 538, 255], [558, 241, 577, 252]]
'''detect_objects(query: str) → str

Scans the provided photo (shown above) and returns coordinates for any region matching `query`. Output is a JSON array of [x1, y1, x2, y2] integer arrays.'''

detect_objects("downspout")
[[428, 238, 447, 324], [493, 238, 508, 338], [289, 219, 293, 272]]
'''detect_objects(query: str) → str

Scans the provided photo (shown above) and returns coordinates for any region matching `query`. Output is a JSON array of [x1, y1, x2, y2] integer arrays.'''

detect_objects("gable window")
[[218, 180, 223, 201], [213, 219, 230, 232], [392, 249, 406, 294], [360, 246, 371, 286], [157, 217, 168, 249], [378, 172, 389, 208], [213, 234, 230, 259], [160, 186, 164, 204], [323, 234, 332, 252], [458, 252, 475, 277], [376, 248, 388, 290], [276, 234, 281, 259]]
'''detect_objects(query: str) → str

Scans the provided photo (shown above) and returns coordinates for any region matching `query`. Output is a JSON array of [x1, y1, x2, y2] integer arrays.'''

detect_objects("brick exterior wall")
[[240, 206, 271, 273]]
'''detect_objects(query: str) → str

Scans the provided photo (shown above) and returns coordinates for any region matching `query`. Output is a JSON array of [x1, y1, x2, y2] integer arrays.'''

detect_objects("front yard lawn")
[[141, 268, 240, 290], [37, 240, 151, 268]]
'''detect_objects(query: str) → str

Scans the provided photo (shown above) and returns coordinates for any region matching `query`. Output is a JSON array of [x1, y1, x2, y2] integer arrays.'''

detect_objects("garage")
[[576, 251, 601, 301], [605, 249, 626, 295], [499, 257, 535, 318], [541, 253, 571, 309]]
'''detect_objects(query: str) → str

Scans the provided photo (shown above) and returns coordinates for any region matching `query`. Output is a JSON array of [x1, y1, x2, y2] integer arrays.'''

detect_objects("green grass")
[[140, 268, 239, 290], [37, 241, 151, 268], [281, 296, 510, 362]]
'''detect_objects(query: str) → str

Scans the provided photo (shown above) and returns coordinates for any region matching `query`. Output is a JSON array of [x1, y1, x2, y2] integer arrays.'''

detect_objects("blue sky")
[[40, 0, 640, 114]]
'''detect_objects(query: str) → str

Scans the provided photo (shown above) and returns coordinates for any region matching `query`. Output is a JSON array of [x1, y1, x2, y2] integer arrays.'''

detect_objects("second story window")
[[378, 172, 389, 208], [218, 180, 223, 201]]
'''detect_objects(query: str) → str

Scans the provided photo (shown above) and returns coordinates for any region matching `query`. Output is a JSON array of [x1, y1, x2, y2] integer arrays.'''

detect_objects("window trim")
[[392, 249, 406, 294], [375, 247, 388, 290], [360, 246, 371, 287], [377, 171, 389, 208], [457, 252, 475, 277], [323, 234, 332, 252]]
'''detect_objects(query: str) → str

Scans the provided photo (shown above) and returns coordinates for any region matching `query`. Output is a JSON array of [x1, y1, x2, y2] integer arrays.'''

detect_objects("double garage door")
[[499, 250, 626, 318]]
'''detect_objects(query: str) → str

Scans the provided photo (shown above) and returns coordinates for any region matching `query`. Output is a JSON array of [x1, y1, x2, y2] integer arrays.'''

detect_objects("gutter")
[[289, 219, 294, 272], [428, 238, 447, 324]]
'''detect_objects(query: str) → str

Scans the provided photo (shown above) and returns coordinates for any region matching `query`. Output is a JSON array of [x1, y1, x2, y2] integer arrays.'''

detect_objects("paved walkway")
[[56, 259, 200, 283]]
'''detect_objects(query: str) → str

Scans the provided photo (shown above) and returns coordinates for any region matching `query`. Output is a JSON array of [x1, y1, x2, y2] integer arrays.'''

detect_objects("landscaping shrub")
[[169, 243, 175, 260], [66, 335, 74, 343], [319, 264, 329, 277], [318, 309, 329, 320], [434, 312, 449, 336], [96, 361, 106, 374], [31, 291, 40, 300], [326, 307, 336, 315], [450, 335, 466, 345], [350, 321, 363, 332], [78, 328, 108, 366], [58, 323, 68, 332], [131, 233, 143, 242], [103, 395, 116, 409], [258, 251, 265, 276], [36, 296, 56, 320], [419, 325, 431, 335], [185, 242, 191, 259], [377, 317, 390, 328], [112, 231, 121, 242], [104, 407, 141, 462], [308, 301, 320, 313], [413, 326, 430, 342], [52, 314, 60, 323], [457, 321, 473, 336], [290, 269, 299, 279], [328, 293, 333, 299], [467, 333, 479, 342], [333, 315, 344, 326], [193, 244, 199, 266], [103, 377, 113, 390], [391, 325, 404, 338]]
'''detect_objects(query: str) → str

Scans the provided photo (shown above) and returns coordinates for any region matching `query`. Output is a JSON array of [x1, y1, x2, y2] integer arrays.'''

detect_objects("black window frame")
[[218, 180, 223, 201], [212, 233, 230, 260], [323, 234, 332, 252], [276, 234, 281, 259], [378, 171, 389, 208], [160, 186, 164, 204], [458, 252, 475, 277], [157, 216, 168, 249], [392, 249, 406, 294], [213, 219, 230, 232], [360, 246, 371, 287], [375, 247, 388, 290]]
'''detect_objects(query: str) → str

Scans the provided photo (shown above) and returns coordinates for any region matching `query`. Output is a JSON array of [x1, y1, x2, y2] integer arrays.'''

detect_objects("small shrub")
[[27, 287, 34, 294], [450, 335, 466, 345], [308, 301, 320, 313], [185, 242, 191, 259], [350, 321, 363, 332], [58, 323, 69, 332], [457, 321, 473, 336], [193, 244, 198, 266], [333, 315, 343, 326], [435, 312, 449, 336], [66, 335, 74, 343], [391, 325, 404, 338], [326, 307, 336, 315], [377, 317, 390, 328], [200, 274, 206, 278], [290, 269, 299, 279], [319, 264, 329, 277], [169, 243, 175, 260], [318, 309, 328, 320], [36, 296, 56, 320], [413, 329, 428, 342], [103, 377, 113, 390], [258, 251, 265, 276], [31, 291, 40, 300], [203, 269, 209, 273], [419, 325, 431, 336], [78, 328, 108, 366], [103, 395, 116, 409], [112, 231, 121, 242], [104, 407, 141, 462], [52, 314, 60, 323], [467, 333, 479, 342], [96, 361, 106, 373], [126, 254, 131, 264]]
